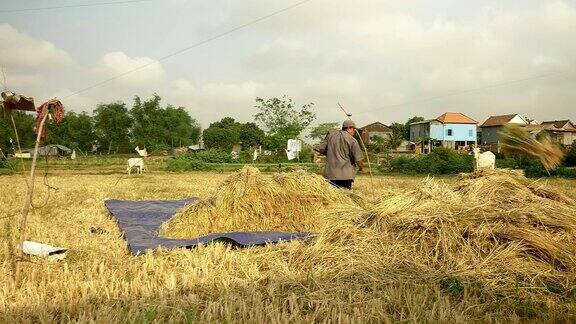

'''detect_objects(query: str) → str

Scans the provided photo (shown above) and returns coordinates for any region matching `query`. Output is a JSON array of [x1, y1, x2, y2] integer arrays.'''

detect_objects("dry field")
[[1, 169, 575, 323]]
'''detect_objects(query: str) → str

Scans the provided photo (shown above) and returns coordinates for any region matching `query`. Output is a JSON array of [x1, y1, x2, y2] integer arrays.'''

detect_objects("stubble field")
[[1, 168, 575, 323]]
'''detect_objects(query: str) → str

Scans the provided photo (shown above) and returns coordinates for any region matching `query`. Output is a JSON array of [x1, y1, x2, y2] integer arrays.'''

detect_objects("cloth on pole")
[[35, 99, 64, 138], [104, 198, 313, 255], [285, 139, 302, 160]]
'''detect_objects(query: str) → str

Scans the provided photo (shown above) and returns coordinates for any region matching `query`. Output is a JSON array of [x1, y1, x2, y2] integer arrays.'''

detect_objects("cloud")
[[245, 38, 319, 71], [169, 78, 267, 125], [0, 24, 73, 68], [2, 1, 575, 128], [93, 51, 165, 87]]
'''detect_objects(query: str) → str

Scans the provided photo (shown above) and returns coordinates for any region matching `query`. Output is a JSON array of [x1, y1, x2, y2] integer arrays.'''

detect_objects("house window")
[[468, 129, 473, 137], [447, 129, 453, 136]]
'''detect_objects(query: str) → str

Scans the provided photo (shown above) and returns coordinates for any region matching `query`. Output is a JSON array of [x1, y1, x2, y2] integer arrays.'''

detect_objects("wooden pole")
[[13, 112, 49, 275], [10, 114, 26, 172]]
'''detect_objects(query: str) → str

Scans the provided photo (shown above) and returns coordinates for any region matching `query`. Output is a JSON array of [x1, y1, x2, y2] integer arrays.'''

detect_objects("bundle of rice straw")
[[161, 167, 355, 238], [319, 170, 576, 297], [500, 124, 564, 171]]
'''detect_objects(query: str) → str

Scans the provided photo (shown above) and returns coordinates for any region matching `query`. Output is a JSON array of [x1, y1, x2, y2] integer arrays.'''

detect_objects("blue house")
[[410, 112, 478, 153]]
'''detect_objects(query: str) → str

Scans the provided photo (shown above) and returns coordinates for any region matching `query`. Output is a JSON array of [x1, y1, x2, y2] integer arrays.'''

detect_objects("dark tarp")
[[104, 198, 312, 255]]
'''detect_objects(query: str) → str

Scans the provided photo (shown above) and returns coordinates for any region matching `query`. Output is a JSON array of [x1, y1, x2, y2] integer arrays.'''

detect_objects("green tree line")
[[0, 94, 201, 154]]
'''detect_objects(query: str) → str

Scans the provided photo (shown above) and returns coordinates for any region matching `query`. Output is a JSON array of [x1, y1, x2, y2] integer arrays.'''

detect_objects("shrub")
[[166, 156, 207, 171], [389, 147, 473, 175], [495, 157, 519, 169], [186, 149, 238, 163], [556, 167, 576, 178], [523, 159, 549, 178], [563, 144, 576, 167]]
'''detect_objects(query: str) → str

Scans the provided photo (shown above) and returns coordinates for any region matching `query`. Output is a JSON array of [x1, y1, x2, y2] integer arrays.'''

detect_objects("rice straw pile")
[[161, 167, 355, 238], [319, 169, 576, 299]]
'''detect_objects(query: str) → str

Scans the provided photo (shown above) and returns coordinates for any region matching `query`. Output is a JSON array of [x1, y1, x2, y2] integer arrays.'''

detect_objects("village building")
[[358, 122, 393, 145], [479, 114, 528, 146], [409, 112, 477, 153], [526, 120, 576, 146]]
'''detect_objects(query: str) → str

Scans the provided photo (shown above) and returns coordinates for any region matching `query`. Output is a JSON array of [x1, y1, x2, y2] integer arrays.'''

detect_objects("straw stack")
[[161, 167, 355, 238]]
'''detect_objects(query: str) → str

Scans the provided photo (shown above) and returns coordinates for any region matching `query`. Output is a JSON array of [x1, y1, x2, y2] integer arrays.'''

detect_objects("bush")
[[495, 157, 518, 169], [563, 144, 576, 167], [523, 159, 549, 178], [166, 156, 207, 171], [389, 147, 473, 175], [186, 149, 238, 163], [556, 167, 576, 178]]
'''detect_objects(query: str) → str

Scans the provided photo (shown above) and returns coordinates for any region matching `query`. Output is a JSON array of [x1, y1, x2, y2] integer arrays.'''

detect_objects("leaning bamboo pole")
[[12, 112, 49, 278]]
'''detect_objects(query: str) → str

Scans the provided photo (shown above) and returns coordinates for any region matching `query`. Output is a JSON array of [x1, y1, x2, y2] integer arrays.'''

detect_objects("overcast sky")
[[1, 0, 575, 128]]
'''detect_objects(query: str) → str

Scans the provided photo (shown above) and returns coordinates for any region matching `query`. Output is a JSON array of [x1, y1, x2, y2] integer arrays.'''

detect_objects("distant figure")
[[473, 147, 496, 170], [315, 120, 364, 189]]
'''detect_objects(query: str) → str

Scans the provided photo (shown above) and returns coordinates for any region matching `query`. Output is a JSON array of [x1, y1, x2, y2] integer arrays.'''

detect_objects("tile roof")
[[541, 120, 576, 130], [480, 114, 520, 127], [360, 122, 392, 132], [435, 112, 477, 124]]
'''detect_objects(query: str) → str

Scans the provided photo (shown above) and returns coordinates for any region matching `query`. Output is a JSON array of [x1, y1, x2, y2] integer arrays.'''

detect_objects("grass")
[[1, 167, 576, 322]]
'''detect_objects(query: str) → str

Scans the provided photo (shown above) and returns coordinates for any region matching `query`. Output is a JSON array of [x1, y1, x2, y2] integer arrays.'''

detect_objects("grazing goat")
[[135, 146, 148, 157], [473, 147, 495, 170], [127, 158, 145, 175]]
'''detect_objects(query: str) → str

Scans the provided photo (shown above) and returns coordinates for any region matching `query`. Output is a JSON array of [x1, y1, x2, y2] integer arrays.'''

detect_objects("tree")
[[93, 102, 133, 154], [46, 111, 94, 152], [131, 95, 163, 150], [239, 122, 264, 148], [131, 94, 200, 150], [254, 95, 315, 150], [202, 117, 241, 151], [309, 122, 339, 141], [163, 105, 201, 147], [367, 135, 387, 154], [0, 111, 36, 153]]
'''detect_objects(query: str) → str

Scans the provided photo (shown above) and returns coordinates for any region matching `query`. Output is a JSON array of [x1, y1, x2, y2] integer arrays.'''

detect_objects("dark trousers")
[[329, 179, 353, 189]]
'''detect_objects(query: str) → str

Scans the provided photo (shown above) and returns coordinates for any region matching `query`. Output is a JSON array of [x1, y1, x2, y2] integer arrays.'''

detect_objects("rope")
[[30, 154, 58, 210], [0, 0, 155, 13], [63, 0, 313, 99]]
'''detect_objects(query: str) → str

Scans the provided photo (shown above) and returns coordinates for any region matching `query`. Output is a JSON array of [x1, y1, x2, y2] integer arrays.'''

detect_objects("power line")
[[0, 0, 155, 13], [358, 69, 574, 115], [64, 0, 313, 99]]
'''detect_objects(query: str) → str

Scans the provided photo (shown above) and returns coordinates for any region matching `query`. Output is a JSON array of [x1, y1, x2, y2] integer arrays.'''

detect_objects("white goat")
[[135, 146, 148, 157], [473, 147, 495, 170], [127, 158, 145, 175]]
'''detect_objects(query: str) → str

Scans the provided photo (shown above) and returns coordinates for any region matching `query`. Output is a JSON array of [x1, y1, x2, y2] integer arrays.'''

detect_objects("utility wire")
[[63, 0, 313, 99], [357, 68, 574, 115], [0, 0, 155, 13]]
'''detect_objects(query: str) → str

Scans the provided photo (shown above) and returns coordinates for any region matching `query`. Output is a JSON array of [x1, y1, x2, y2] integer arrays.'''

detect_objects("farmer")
[[315, 120, 364, 189]]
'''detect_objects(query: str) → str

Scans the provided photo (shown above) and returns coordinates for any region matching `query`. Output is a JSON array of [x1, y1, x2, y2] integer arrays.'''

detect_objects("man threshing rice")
[[315, 120, 364, 189]]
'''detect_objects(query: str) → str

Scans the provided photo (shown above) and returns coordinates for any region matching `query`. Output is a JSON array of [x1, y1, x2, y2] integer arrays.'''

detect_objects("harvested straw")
[[320, 169, 576, 298], [161, 167, 355, 238], [500, 124, 564, 171]]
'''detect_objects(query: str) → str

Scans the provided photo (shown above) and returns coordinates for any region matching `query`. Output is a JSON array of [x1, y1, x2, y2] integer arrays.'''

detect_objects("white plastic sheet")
[[22, 241, 68, 261]]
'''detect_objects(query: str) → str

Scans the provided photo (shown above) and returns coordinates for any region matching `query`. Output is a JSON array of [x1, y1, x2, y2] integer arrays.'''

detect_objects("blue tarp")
[[104, 198, 312, 255]]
